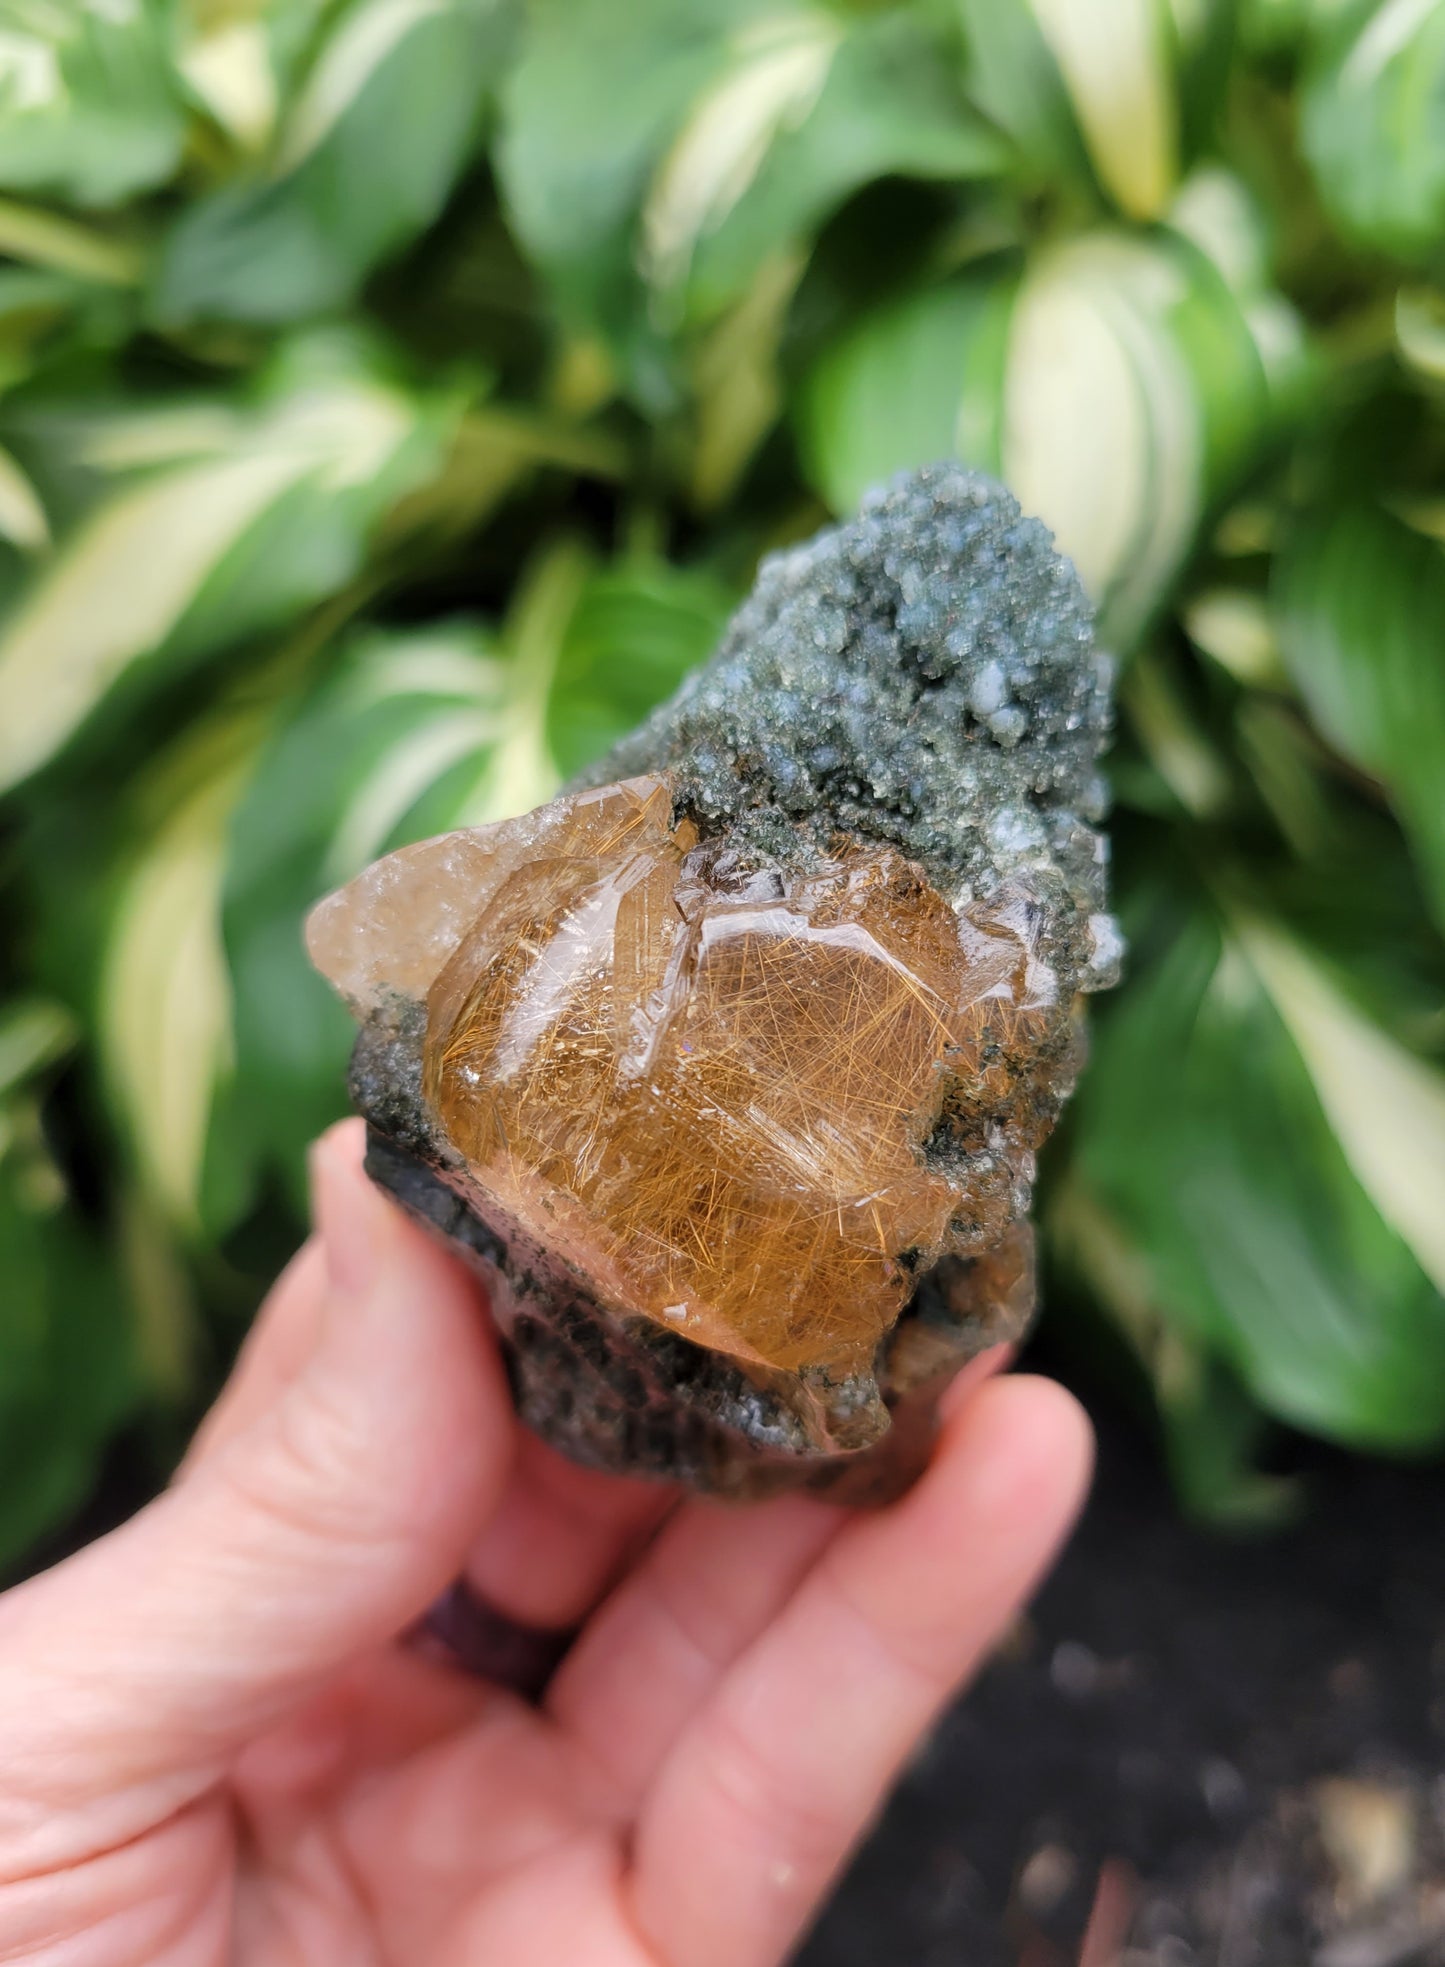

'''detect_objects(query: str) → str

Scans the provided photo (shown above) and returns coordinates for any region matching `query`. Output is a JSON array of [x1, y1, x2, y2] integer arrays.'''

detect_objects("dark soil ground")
[[798, 1374, 1445, 1967]]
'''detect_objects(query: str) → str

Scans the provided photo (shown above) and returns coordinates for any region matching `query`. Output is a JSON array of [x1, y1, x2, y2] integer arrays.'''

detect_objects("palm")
[[0, 1126, 1089, 1967], [218, 1438, 893, 1967]]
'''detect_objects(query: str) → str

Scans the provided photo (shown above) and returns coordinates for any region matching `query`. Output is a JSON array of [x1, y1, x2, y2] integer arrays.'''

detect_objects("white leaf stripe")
[[641, 13, 841, 297], [102, 760, 252, 1228], [0, 449, 309, 794], [1239, 921, 1445, 1302], [324, 706, 505, 880], [275, 0, 455, 174], [0, 377, 423, 793], [1029, 0, 1178, 219], [0, 442, 49, 551]]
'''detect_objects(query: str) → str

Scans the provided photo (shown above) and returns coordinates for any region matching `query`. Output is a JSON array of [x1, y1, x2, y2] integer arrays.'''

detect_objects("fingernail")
[[310, 1133, 385, 1301]]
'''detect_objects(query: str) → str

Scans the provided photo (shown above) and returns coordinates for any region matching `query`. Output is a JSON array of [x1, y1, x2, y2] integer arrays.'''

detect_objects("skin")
[[0, 1119, 1092, 1967]]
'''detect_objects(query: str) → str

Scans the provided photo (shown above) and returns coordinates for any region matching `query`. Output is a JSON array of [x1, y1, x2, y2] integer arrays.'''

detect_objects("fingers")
[[548, 1338, 1014, 1805], [463, 1432, 675, 1630], [193, 1138, 672, 1632], [0, 1124, 515, 1878], [629, 1375, 1093, 1967], [546, 1492, 844, 1808]]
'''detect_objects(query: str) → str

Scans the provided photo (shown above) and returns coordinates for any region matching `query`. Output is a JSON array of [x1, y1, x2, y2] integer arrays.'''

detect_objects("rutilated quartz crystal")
[[309, 466, 1119, 1502]]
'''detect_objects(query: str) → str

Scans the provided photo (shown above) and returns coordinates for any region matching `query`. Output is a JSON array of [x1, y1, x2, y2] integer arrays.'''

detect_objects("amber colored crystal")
[[364, 778, 1061, 1378]]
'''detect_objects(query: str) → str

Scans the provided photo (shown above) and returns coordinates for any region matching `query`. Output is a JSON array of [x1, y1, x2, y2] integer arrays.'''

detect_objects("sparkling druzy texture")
[[308, 466, 1118, 1501]]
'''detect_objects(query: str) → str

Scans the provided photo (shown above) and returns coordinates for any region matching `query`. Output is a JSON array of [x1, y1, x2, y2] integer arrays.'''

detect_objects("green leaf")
[[1053, 1177, 1299, 1525], [1274, 501, 1445, 931], [1170, 0, 1238, 159], [0, 335, 454, 793], [0, 439, 47, 550], [794, 259, 1018, 512], [957, 0, 1098, 192], [1074, 906, 1445, 1453], [502, 0, 1003, 382], [0, 1148, 139, 1570], [1027, 0, 1180, 219], [1005, 228, 1277, 644], [800, 223, 1286, 646], [101, 729, 262, 1230], [0, 196, 143, 287], [1301, 0, 1445, 261], [547, 558, 732, 776], [1239, 919, 1445, 1303], [0, 998, 76, 1102], [153, 0, 512, 326], [498, 0, 743, 362], [1238, 0, 1315, 56], [0, 0, 185, 207], [655, 9, 1007, 323], [0, 266, 87, 358]]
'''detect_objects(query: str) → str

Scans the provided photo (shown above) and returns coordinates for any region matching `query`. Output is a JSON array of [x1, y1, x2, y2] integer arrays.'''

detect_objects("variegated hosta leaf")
[[1027, 0, 1178, 218], [1005, 229, 1284, 645], [499, 0, 1001, 376], [0, 440, 47, 551], [0, 335, 456, 793], [798, 225, 1292, 647], [174, 13, 280, 152], [1006, 233, 1196, 641], [1167, 164, 1315, 419], [1238, 920, 1445, 1303], [1302, 0, 1445, 261], [1072, 905, 1445, 1453], [154, 0, 514, 325], [641, 12, 843, 305], [0, 0, 186, 206], [960, 0, 1204, 218], [101, 736, 260, 1230], [0, 998, 77, 1104], [0, 195, 143, 286], [646, 7, 1004, 325], [209, 617, 522, 1227], [1395, 284, 1445, 382], [1274, 501, 1445, 933], [1183, 588, 1284, 686]]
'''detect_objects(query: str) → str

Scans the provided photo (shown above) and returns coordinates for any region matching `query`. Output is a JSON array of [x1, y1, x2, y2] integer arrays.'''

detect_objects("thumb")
[[0, 1126, 514, 1874]]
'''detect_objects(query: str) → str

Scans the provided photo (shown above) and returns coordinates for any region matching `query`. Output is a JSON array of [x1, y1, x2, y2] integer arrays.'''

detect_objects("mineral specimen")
[[308, 465, 1119, 1502]]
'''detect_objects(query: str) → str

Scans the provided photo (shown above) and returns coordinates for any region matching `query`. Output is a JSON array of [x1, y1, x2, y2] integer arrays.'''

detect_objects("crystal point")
[[309, 466, 1118, 1502]]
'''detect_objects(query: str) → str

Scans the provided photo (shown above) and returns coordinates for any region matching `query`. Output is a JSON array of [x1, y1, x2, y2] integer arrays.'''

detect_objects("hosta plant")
[[3, 0, 1445, 1562]]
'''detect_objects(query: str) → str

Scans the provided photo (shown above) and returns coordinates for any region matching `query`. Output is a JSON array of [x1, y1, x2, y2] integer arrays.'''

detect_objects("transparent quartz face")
[[309, 775, 1061, 1376]]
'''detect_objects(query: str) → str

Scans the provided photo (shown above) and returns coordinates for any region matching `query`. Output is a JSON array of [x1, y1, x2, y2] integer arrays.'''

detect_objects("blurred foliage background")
[[3, 0, 1445, 1565]]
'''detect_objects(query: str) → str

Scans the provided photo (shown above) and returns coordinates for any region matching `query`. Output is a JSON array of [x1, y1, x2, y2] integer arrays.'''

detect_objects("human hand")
[[0, 1120, 1091, 1967]]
